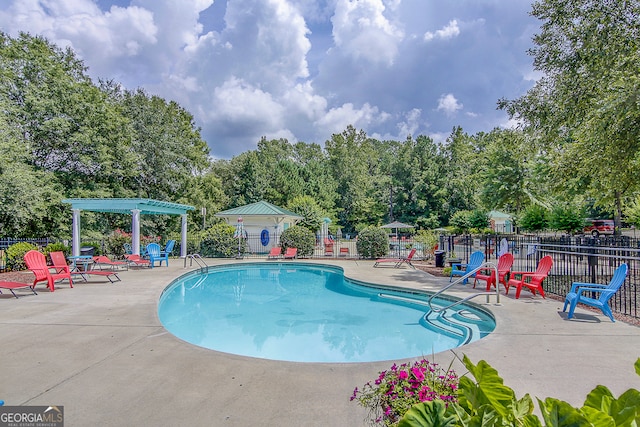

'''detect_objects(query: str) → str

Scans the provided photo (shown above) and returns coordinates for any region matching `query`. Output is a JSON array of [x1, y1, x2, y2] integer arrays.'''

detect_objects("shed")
[[214, 201, 303, 253], [488, 210, 513, 233]]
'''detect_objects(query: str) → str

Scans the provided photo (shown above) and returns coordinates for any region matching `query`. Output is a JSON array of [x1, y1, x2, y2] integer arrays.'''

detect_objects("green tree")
[[441, 127, 481, 222], [325, 126, 386, 232], [518, 205, 550, 232], [118, 88, 210, 200], [499, 0, 640, 231], [624, 196, 640, 228], [476, 129, 530, 213], [292, 141, 338, 217], [286, 195, 324, 233], [468, 209, 489, 230], [450, 210, 472, 234], [549, 203, 584, 234]]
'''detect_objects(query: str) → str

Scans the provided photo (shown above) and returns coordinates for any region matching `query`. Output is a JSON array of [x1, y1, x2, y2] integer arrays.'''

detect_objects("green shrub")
[[105, 229, 131, 258], [42, 242, 70, 259], [356, 226, 388, 259], [200, 223, 238, 257], [6, 242, 38, 271], [414, 230, 438, 258], [279, 226, 315, 257]]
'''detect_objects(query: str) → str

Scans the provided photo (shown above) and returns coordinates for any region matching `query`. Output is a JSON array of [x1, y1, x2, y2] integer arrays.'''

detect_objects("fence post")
[[587, 237, 598, 284]]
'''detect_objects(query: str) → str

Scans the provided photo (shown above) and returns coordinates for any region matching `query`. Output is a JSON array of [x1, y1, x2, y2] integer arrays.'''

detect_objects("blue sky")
[[0, 0, 540, 159]]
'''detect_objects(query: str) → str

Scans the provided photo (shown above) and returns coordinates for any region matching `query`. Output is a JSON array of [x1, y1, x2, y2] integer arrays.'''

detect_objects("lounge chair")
[[24, 250, 73, 292], [563, 263, 628, 322], [125, 254, 151, 268], [0, 281, 38, 298], [146, 243, 168, 268], [51, 251, 121, 283], [93, 255, 129, 271], [450, 251, 485, 284], [267, 247, 282, 259], [374, 248, 417, 268], [339, 246, 350, 257], [506, 255, 553, 299], [283, 247, 297, 259], [474, 253, 514, 292]]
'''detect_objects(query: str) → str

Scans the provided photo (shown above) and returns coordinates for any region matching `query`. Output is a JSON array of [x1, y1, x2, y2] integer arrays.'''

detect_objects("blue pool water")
[[158, 263, 495, 363]]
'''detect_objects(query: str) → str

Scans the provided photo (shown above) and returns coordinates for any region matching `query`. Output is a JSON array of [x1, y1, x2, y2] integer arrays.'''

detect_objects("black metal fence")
[[3, 233, 639, 320], [441, 234, 640, 320], [0, 237, 54, 271]]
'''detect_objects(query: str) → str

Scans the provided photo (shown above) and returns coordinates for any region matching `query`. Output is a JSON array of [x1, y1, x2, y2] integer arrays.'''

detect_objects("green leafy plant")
[[356, 226, 389, 259], [42, 242, 70, 259], [279, 225, 315, 257], [398, 354, 640, 427], [413, 230, 439, 258], [105, 229, 131, 258], [200, 222, 237, 257], [5, 242, 38, 271], [351, 358, 459, 426]]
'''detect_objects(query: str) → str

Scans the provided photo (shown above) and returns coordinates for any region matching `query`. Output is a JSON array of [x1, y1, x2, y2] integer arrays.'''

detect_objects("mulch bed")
[[0, 270, 35, 284]]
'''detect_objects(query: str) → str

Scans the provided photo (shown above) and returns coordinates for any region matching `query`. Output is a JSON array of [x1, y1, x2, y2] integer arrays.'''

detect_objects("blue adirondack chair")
[[563, 263, 628, 322], [161, 240, 176, 258], [450, 251, 485, 284], [146, 243, 168, 268]]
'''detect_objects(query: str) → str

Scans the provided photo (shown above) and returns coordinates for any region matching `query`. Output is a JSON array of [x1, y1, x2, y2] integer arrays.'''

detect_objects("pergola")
[[61, 198, 195, 258]]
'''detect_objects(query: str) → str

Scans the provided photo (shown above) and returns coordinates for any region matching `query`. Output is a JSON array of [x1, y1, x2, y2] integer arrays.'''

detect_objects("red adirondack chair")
[[506, 255, 553, 299], [283, 247, 298, 259], [474, 253, 514, 292], [24, 250, 73, 292]]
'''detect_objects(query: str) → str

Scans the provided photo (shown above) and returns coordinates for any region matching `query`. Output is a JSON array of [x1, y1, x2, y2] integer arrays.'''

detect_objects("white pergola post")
[[181, 213, 188, 258], [72, 209, 81, 257], [132, 209, 141, 255]]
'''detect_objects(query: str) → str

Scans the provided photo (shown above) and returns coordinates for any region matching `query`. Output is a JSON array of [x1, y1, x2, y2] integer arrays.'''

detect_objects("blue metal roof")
[[62, 198, 195, 215]]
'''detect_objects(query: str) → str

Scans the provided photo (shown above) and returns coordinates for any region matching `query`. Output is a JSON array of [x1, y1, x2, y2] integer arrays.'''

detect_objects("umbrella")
[[234, 217, 245, 258], [381, 221, 414, 256], [380, 221, 414, 240]]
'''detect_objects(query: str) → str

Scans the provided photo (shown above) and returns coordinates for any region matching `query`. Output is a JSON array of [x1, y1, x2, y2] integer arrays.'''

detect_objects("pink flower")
[[412, 367, 425, 382], [398, 370, 408, 380]]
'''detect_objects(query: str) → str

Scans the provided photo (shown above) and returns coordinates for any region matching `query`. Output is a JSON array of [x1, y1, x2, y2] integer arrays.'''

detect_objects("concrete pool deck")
[[1, 258, 639, 426]]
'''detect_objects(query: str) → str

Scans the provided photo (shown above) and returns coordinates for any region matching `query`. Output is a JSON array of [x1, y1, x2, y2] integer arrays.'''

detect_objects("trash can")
[[434, 250, 446, 268], [80, 246, 95, 256]]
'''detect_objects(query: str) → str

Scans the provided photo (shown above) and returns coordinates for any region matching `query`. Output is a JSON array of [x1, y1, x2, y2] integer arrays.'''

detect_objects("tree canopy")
[[2, 5, 640, 241]]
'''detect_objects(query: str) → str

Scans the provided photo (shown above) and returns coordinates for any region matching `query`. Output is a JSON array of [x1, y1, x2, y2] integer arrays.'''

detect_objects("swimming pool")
[[158, 263, 495, 363]]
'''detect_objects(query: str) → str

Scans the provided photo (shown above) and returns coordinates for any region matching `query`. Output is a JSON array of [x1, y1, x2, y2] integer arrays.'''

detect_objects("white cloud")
[[331, 0, 404, 65], [0, 0, 539, 158], [437, 93, 463, 116], [315, 102, 390, 135], [210, 77, 285, 125], [424, 19, 460, 42]]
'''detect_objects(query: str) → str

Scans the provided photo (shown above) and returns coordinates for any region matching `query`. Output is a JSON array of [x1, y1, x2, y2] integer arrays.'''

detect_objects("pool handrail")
[[427, 261, 500, 314], [184, 253, 208, 273]]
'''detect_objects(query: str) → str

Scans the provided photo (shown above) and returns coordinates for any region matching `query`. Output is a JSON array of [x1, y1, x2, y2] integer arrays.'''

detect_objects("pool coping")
[[1, 258, 639, 426]]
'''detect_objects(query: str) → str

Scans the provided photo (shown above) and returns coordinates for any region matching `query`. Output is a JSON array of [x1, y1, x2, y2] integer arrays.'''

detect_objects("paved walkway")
[[1, 259, 639, 426]]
